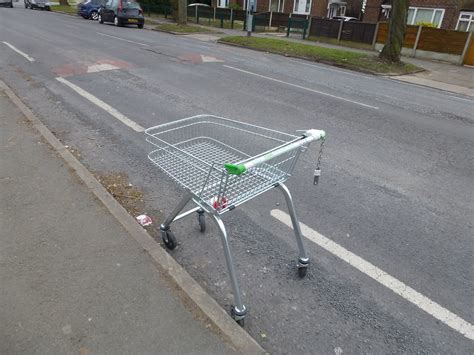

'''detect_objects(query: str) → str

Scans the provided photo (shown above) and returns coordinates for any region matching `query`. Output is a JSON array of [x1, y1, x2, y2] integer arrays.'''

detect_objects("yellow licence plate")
[[128, 19, 138, 23]]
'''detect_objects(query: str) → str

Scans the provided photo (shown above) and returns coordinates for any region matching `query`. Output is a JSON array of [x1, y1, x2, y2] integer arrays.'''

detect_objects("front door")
[[293, 0, 310, 15]]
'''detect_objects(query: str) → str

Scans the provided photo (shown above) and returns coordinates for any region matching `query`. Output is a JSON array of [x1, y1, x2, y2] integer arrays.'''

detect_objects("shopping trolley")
[[145, 115, 326, 325]]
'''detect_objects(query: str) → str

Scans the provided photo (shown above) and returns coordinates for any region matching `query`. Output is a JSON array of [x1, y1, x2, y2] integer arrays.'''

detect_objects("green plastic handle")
[[224, 163, 246, 175]]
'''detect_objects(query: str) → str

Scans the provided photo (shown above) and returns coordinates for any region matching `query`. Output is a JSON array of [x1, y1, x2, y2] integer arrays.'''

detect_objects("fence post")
[[412, 25, 422, 57], [372, 21, 380, 50], [460, 30, 474, 65], [306, 16, 312, 40], [213, 6, 216, 20], [195, 5, 198, 22], [287, 17, 291, 37], [269, 10, 273, 28], [337, 19, 343, 43]]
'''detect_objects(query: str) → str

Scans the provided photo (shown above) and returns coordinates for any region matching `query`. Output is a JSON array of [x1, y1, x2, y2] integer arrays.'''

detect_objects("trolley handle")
[[224, 129, 326, 175]]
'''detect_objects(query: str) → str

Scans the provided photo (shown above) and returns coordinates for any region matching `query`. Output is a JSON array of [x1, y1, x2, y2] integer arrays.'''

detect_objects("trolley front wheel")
[[198, 213, 206, 233], [163, 230, 177, 250]]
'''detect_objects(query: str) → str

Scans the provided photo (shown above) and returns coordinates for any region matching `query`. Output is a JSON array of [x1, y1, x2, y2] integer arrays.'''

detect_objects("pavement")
[[1, 6, 473, 354], [0, 89, 241, 354]]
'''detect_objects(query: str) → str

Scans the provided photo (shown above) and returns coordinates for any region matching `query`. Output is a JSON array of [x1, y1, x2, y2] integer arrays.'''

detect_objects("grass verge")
[[308, 36, 373, 50], [50, 5, 77, 15], [219, 36, 422, 75], [154, 23, 212, 33], [188, 18, 244, 30]]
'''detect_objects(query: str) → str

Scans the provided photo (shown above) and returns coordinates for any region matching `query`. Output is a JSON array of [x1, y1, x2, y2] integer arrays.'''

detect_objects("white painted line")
[[223, 65, 379, 110], [56, 77, 145, 132], [271, 209, 474, 340], [96, 32, 149, 47], [201, 55, 224, 63], [287, 58, 376, 80], [87, 63, 120, 73], [2, 41, 35, 62]]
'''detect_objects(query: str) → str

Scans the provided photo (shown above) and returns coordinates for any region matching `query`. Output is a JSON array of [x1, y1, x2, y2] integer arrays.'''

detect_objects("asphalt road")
[[1, 6, 473, 353]]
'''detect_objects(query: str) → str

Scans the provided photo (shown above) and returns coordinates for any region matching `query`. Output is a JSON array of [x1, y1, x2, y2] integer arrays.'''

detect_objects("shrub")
[[415, 21, 436, 28]]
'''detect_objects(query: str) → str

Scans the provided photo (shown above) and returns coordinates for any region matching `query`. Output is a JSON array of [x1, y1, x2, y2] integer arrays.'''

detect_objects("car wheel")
[[45, 5, 50, 10], [90, 10, 98, 20], [113, 16, 122, 27], [98, 14, 103, 23], [137, 23, 143, 29]]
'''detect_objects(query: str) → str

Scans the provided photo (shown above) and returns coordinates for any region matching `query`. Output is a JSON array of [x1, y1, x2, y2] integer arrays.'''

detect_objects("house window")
[[381, 4, 390, 19], [380, 6, 444, 28], [407, 7, 444, 28], [456, 12, 474, 32], [294, 0, 311, 14]]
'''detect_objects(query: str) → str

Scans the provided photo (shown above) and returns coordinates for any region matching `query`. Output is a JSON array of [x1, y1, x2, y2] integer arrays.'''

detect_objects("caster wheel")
[[198, 213, 206, 233], [298, 266, 307, 278], [162, 230, 177, 250], [231, 306, 245, 327]]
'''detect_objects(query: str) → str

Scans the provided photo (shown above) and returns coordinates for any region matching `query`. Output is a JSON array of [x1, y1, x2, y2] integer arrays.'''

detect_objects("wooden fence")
[[375, 22, 473, 64], [308, 18, 376, 44]]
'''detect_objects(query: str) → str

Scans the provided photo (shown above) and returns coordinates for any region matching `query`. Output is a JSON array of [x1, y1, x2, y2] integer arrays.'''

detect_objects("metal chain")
[[316, 137, 325, 170]]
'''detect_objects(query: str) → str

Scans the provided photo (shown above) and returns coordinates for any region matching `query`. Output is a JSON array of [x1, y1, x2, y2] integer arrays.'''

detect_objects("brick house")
[[363, 0, 474, 31], [213, 0, 362, 18]]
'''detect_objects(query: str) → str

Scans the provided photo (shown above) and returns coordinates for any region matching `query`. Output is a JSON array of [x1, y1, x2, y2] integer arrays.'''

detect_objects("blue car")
[[78, 0, 106, 20]]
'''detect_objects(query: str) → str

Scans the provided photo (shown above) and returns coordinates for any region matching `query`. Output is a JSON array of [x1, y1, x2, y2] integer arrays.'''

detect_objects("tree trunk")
[[177, 0, 187, 24], [379, 0, 408, 63], [59, 0, 69, 6]]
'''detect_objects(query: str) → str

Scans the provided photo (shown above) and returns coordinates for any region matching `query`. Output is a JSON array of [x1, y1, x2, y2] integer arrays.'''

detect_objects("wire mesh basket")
[[145, 115, 310, 213]]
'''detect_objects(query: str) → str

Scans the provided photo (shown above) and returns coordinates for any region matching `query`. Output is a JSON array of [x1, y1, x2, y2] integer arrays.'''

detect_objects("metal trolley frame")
[[145, 115, 325, 325]]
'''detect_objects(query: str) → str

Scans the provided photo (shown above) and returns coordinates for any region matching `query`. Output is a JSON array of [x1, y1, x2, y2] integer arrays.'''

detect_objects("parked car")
[[0, 0, 13, 8], [24, 0, 50, 10], [78, 0, 106, 20], [98, 0, 144, 28], [332, 16, 359, 22]]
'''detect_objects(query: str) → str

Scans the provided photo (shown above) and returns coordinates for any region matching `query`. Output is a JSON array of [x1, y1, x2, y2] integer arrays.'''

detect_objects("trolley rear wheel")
[[163, 230, 177, 250], [231, 306, 246, 327], [298, 266, 307, 278]]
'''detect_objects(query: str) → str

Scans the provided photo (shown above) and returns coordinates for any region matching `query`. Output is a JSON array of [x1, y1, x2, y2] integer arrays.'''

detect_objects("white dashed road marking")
[[271, 208, 474, 340], [96, 32, 150, 47], [2, 41, 35, 62], [223, 65, 379, 110], [56, 77, 145, 132]]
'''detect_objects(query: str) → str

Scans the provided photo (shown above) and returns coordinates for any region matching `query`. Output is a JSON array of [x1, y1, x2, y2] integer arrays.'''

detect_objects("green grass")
[[219, 36, 421, 75], [188, 18, 244, 30], [50, 5, 77, 14], [308, 36, 373, 50], [154, 23, 212, 33]]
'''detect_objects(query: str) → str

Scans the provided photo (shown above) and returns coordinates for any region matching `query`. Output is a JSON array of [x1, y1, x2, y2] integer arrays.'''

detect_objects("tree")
[[59, 0, 69, 5], [379, 0, 408, 63], [170, 0, 187, 24]]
